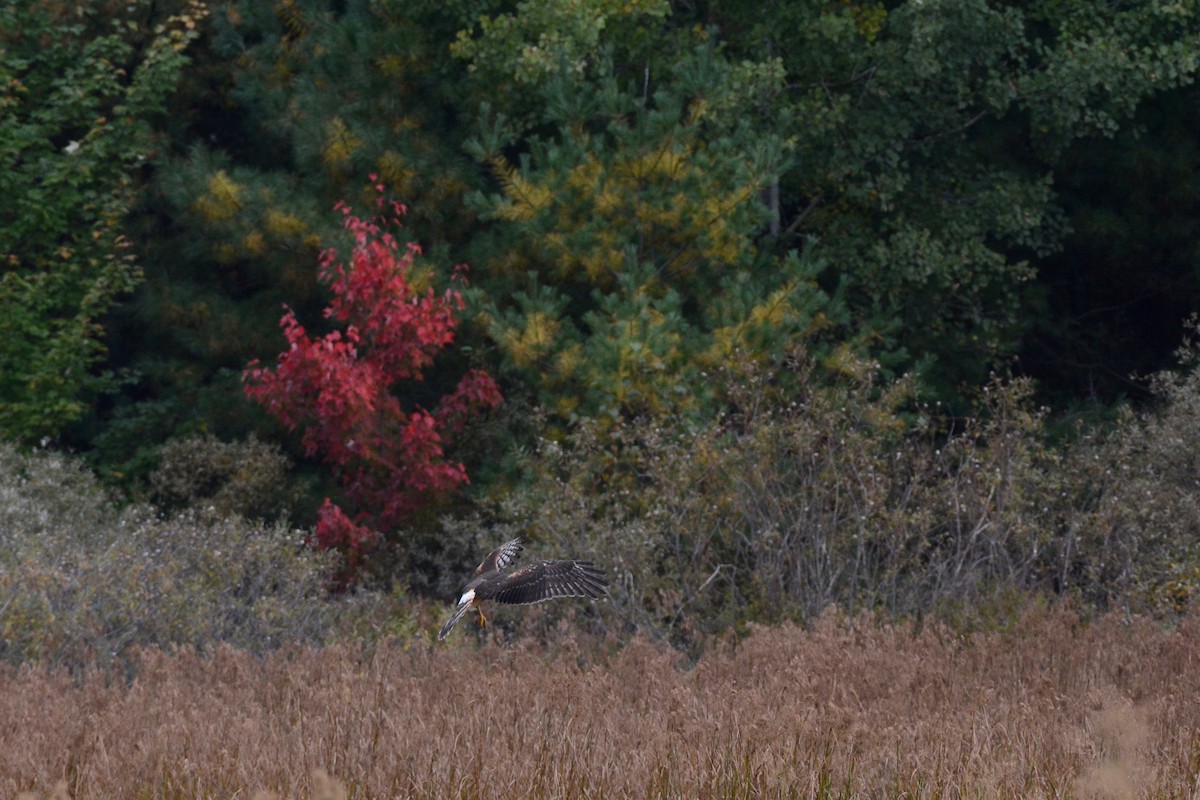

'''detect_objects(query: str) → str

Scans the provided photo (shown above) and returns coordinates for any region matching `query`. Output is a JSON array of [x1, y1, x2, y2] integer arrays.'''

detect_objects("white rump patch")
[[458, 589, 475, 606]]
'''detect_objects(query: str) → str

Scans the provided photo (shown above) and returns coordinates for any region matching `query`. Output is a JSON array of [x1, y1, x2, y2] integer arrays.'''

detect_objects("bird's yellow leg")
[[476, 605, 489, 628]]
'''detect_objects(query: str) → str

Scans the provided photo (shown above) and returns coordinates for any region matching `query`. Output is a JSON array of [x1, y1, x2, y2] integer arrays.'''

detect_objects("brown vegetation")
[[8, 339, 1200, 799], [4, 607, 1199, 799]]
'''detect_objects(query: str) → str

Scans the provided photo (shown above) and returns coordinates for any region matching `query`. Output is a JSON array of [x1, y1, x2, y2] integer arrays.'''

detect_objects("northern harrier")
[[437, 537, 608, 640]]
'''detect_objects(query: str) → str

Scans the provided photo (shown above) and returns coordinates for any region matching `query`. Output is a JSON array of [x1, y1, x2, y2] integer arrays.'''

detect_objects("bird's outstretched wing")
[[474, 536, 525, 576], [437, 542, 607, 640], [477, 560, 608, 605]]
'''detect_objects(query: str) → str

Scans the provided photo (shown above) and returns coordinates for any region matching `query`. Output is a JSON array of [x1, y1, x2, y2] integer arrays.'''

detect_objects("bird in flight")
[[437, 536, 608, 640]]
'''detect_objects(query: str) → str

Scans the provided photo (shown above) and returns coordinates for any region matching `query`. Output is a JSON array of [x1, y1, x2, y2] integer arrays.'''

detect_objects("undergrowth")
[[6, 339, 1200, 668]]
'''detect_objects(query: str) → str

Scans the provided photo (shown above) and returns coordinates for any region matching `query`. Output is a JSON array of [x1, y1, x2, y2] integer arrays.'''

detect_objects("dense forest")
[[4, 0, 1200, 665]]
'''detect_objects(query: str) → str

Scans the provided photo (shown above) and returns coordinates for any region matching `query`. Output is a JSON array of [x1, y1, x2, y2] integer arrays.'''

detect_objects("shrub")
[[0, 444, 346, 673], [149, 433, 299, 520], [1056, 327, 1200, 615], [459, 357, 1075, 651]]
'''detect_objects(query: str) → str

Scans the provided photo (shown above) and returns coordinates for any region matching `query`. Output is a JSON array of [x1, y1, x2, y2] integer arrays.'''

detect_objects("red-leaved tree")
[[244, 179, 501, 572]]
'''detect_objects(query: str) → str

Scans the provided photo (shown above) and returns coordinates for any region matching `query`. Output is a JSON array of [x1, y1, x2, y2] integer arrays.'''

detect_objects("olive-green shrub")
[[453, 358, 1066, 651], [0, 444, 341, 672], [149, 433, 299, 520], [1059, 330, 1200, 615]]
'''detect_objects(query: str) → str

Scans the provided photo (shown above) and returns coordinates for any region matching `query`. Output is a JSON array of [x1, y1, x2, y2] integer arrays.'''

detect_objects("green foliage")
[[450, 0, 1200, 415], [714, 0, 1200, 400], [191, 0, 482, 242], [83, 0, 493, 476], [1019, 0, 1200, 152], [463, 43, 837, 424], [91, 146, 336, 484], [22, 0, 1200, 638], [0, 0, 206, 442], [149, 433, 300, 519], [74, 0, 1200, 477], [451, 0, 670, 104]]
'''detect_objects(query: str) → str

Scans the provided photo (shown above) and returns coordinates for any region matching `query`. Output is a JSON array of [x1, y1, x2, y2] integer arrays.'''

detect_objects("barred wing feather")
[[474, 536, 525, 576], [480, 560, 608, 605]]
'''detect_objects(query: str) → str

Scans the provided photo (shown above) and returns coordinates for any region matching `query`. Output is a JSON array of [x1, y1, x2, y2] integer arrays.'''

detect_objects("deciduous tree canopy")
[[0, 0, 205, 440]]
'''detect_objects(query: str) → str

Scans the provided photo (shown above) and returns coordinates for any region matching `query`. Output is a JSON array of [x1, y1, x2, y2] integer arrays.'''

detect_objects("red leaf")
[[242, 185, 502, 581]]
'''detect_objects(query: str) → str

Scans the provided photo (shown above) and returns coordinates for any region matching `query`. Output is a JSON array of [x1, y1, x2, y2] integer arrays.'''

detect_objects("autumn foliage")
[[244, 181, 501, 567]]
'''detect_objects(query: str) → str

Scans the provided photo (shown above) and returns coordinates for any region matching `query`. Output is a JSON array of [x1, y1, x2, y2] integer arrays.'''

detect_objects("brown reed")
[[3, 606, 1199, 799]]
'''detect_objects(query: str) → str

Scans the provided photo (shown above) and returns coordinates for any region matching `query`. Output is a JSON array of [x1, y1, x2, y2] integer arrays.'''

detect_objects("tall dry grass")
[[3, 607, 1200, 799]]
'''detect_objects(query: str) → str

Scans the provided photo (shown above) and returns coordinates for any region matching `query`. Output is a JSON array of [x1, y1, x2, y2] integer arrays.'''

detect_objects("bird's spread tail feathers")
[[437, 601, 473, 641]]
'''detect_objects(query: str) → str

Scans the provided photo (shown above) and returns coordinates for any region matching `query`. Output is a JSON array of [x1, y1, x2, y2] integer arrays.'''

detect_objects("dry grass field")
[[3, 607, 1200, 800]]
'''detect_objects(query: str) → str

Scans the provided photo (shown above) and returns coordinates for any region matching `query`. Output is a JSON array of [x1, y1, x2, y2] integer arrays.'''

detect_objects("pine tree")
[[84, 0, 490, 479], [460, 38, 839, 424]]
